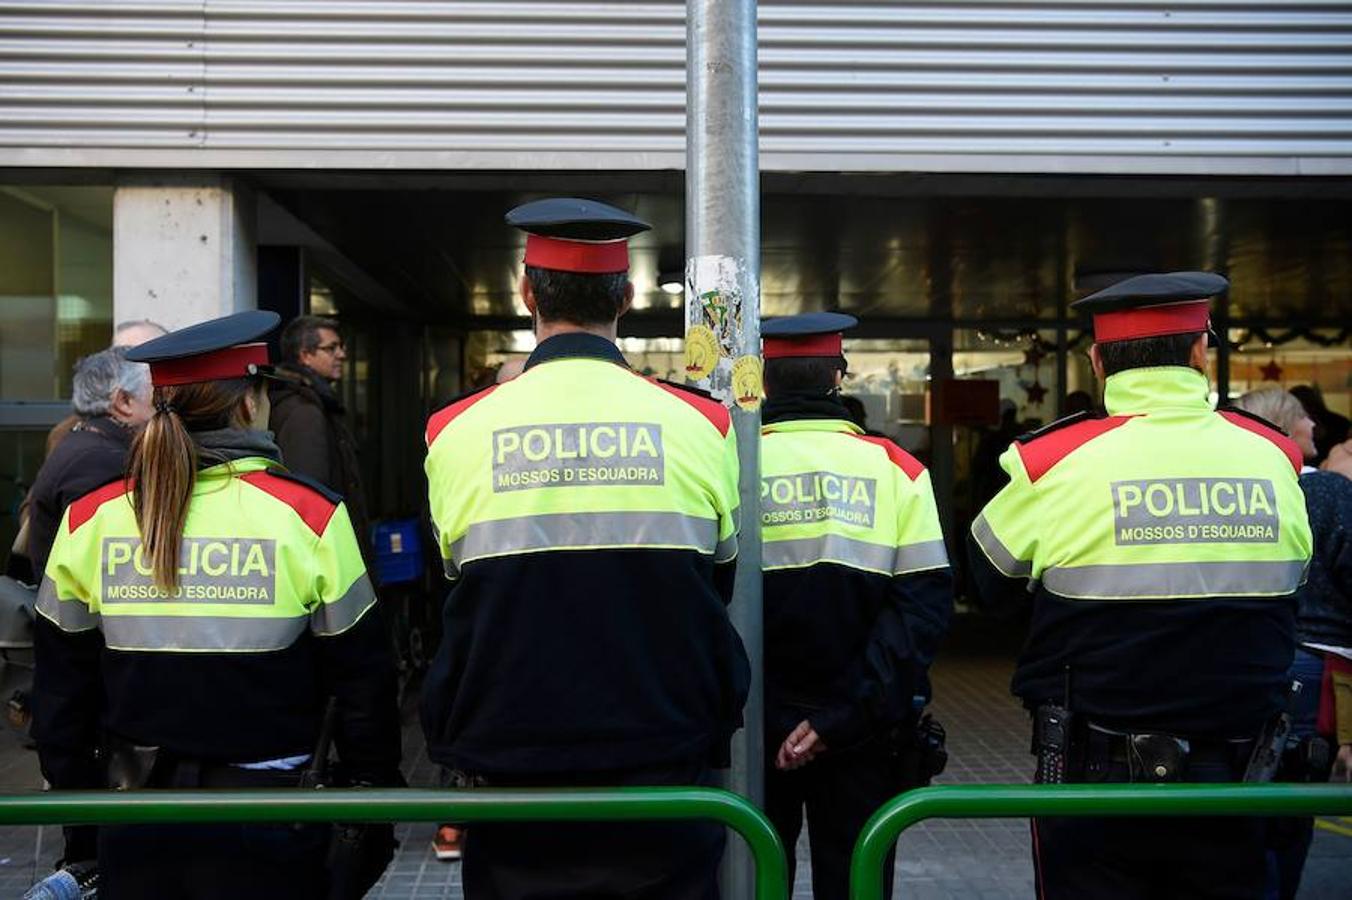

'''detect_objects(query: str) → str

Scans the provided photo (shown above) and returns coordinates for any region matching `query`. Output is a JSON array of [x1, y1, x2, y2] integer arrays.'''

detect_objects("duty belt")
[[1080, 723, 1255, 783]]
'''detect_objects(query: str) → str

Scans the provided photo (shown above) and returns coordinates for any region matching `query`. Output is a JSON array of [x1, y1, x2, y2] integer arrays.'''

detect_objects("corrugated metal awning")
[[1, 1, 1349, 174]]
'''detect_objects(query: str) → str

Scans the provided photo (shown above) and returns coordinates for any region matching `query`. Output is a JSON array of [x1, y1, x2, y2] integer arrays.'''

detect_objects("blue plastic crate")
[[371, 518, 423, 586]]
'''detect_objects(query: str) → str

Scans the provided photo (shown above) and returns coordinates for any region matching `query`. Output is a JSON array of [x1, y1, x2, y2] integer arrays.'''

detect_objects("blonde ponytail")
[[126, 379, 257, 591]]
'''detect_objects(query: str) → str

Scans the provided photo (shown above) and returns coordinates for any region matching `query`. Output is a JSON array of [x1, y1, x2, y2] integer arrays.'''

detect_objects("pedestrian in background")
[[44, 320, 166, 457], [25, 349, 153, 581], [1236, 388, 1352, 900], [270, 315, 371, 556]]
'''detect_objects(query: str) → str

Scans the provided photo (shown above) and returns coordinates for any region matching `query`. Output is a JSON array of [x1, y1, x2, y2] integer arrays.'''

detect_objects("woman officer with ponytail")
[[32, 311, 401, 899]]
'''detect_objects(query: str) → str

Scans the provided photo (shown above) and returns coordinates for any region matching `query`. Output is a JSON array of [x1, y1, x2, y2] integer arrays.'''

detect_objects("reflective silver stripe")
[[971, 514, 1033, 578], [100, 614, 308, 652], [35, 577, 98, 633], [451, 511, 720, 566], [1042, 559, 1308, 600], [763, 534, 896, 575], [714, 532, 739, 564], [895, 540, 951, 575], [310, 575, 378, 636]]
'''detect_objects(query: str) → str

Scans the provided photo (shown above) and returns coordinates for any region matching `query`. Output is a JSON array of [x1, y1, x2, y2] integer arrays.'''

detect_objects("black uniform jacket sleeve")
[[318, 608, 403, 784], [811, 568, 953, 750]]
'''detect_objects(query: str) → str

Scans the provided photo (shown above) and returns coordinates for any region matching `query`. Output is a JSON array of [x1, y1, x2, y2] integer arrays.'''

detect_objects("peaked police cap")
[[1072, 271, 1227, 343], [125, 310, 280, 387], [762, 312, 858, 359], [507, 197, 650, 274]]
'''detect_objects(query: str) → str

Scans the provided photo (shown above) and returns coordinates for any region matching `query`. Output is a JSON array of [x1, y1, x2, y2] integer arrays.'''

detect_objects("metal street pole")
[[685, 1, 762, 896]]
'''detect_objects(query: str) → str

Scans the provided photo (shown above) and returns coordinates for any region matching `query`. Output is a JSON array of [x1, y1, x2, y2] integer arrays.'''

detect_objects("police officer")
[[32, 311, 401, 899], [422, 198, 749, 899], [760, 313, 953, 900], [967, 273, 1313, 900]]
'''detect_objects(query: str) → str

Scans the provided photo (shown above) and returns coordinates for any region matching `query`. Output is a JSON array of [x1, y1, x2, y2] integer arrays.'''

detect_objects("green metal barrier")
[[0, 786, 789, 900], [851, 783, 1352, 900]]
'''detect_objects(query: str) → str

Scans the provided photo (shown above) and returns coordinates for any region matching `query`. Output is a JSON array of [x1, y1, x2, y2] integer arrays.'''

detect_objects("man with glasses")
[[271, 315, 371, 559]]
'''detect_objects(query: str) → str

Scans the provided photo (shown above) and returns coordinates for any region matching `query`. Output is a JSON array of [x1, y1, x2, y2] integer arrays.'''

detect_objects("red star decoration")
[[1025, 381, 1047, 406], [1023, 345, 1046, 368], [1259, 359, 1283, 382]]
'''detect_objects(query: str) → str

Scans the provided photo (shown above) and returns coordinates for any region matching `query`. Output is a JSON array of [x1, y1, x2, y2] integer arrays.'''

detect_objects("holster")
[[1280, 735, 1334, 783], [890, 713, 949, 787], [1126, 733, 1189, 783]]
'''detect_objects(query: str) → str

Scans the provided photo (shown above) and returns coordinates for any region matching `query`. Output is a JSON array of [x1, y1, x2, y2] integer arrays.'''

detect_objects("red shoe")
[[432, 824, 463, 861]]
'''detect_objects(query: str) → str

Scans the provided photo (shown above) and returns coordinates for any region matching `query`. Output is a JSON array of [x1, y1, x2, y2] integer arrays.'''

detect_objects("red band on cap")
[[148, 343, 270, 387], [1093, 300, 1211, 343], [524, 234, 629, 274], [763, 334, 844, 359]]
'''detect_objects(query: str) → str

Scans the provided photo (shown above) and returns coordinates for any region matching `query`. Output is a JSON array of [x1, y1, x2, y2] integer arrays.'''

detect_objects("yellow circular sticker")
[[731, 355, 763, 411], [684, 325, 719, 381]]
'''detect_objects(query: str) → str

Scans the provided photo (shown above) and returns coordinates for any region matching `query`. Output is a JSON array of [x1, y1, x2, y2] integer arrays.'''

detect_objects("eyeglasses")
[[314, 341, 346, 355]]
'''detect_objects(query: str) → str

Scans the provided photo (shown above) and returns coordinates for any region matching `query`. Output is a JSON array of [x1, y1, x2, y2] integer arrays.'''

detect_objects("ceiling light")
[[659, 274, 685, 296]]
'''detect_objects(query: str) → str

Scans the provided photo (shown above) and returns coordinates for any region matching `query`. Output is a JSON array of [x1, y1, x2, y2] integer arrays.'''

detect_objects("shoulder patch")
[[67, 478, 133, 534], [426, 384, 499, 447], [850, 433, 926, 481], [652, 378, 731, 437], [1219, 409, 1303, 474], [240, 470, 338, 537], [1015, 415, 1135, 483]]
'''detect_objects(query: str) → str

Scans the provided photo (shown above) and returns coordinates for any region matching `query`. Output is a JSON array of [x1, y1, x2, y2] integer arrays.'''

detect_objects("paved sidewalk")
[[0, 623, 1347, 898]]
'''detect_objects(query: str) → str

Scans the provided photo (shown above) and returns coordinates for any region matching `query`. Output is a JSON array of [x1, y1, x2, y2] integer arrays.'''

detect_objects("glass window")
[[841, 338, 932, 455], [1227, 330, 1352, 418], [0, 186, 113, 401], [0, 430, 49, 573]]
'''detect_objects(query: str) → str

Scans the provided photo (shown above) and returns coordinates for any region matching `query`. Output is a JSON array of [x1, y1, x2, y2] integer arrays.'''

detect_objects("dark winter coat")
[[26, 416, 135, 578], [269, 363, 372, 557]]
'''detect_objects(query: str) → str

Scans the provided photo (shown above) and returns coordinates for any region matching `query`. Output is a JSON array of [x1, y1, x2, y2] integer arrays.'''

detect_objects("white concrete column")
[[113, 175, 257, 328]]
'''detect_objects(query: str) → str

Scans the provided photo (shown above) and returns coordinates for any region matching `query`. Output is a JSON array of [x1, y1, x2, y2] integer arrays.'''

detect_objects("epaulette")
[[1014, 410, 1094, 445], [239, 470, 339, 536], [1216, 405, 1282, 433], [1013, 412, 1136, 483], [649, 377, 731, 437], [1217, 407, 1303, 473], [655, 378, 716, 402], [849, 433, 926, 481], [265, 468, 343, 505], [426, 383, 499, 447], [67, 477, 134, 533]]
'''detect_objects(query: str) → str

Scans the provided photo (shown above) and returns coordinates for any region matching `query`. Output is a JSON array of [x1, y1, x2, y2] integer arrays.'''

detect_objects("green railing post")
[[850, 783, 1352, 900], [0, 786, 788, 900]]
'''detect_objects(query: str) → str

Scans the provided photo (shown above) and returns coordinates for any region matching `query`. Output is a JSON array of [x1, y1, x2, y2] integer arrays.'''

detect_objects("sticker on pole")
[[684, 325, 719, 381], [684, 255, 760, 408], [731, 355, 763, 411]]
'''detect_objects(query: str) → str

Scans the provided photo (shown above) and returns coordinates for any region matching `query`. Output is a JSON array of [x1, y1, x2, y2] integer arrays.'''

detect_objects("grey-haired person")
[[26, 348, 154, 580]]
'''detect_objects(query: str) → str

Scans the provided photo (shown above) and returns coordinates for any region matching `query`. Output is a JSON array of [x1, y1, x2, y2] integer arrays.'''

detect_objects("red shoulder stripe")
[[426, 385, 499, 447], [851, 434, 926, 481], [240, 471, 337, 537], [68, 479, 133, 533], [1219, 411, 1303, 474], [654, 382, 731, 437], [1016, 416, 1134, 483]]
